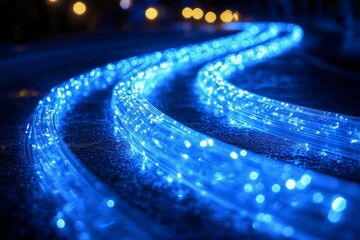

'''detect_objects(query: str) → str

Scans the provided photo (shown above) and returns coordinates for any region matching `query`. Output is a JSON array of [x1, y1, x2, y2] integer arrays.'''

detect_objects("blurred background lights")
[[145, 7, 158, 21], [205, 11, 216, 23], [220, 10, 233, 23], [233, 11, 241, 21], [192, 8, 204, 20], [119, 0, 132, 10], [73, 1, 86, 16], [182, 7, 192, 19], [48, 0, 58, 3]]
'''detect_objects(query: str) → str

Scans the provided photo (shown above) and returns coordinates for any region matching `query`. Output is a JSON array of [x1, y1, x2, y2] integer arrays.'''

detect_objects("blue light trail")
[[112, 23, 360, 239], [196, 37, 360, 160], [26, 22, 360, 239]]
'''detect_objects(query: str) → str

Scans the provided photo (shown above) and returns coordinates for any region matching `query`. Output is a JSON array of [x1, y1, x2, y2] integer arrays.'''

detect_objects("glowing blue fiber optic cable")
[[112, 23, 360, 239], [196, 27, 360, 161], [27, 24, 272, 238], [26, 57, 168, 239]]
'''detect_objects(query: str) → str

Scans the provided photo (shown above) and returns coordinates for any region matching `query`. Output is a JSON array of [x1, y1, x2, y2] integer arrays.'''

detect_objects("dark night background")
[[1, 0, 360, 239]]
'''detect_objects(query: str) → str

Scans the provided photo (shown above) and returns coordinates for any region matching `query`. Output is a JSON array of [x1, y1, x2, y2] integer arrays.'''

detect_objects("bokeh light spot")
[[57, 219, 65, 228], [145, 7, 158, 21], [332, 197, 347, 212], [285, 179, 296, 190], [182, 7, 192, 19], [205, 11, 216, 23], [220, 10, 233, 23], [119, 0, 131, 10], [73, 2, 86, 16], [107, 199, 115, 208], [193, 8, 204, 20]]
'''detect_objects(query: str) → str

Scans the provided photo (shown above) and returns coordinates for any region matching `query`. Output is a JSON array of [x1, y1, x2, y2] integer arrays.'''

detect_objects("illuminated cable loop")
[[27, 24, 273, 238], [196, 27, 360, 161], [112, 23, 360, 239]]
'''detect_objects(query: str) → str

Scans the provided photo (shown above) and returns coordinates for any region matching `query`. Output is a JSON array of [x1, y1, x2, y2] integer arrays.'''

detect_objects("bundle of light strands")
[[26, 55, 170, 240], [27, 23, 280, 239], [112, 23, 360, 239], [196, 40, 360, 161]]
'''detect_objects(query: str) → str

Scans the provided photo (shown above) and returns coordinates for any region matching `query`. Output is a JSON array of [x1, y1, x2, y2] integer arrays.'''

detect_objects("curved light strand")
[[26, 24, 274, 238], [112, 23, 360, 239], [195, 28, 360, 160]]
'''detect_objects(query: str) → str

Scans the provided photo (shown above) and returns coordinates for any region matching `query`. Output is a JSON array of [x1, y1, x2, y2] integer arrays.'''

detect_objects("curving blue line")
[[112, 22, 360, 239], [195, 30, 360, 160], [27, 21, 360, 239], [26, 53, 174, 239], [27, 23, 272, 238]]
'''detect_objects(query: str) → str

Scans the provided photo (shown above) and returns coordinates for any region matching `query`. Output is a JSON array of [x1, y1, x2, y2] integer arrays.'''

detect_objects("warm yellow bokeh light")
[[182, 7, 192, 19], [48, 0, 58, 3], [220, 10, 233, 23], [192, 8, 203, 20], [205, 11, 216, 23], [145, 7, 158, 20], [119, 0, 132, 10], [73, 2, 86, 15], [233, 11, 241, 21]]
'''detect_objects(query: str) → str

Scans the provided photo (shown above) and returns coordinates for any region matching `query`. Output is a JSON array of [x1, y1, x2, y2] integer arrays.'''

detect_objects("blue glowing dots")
[[313, 192, 324, 203], [282, 226, 294, 237], [196, 25, 359, 160], [240, 149, 247, 157], [271, 184, 281, 193], [27, 21, 360, 240], [200, 140, 207, 147], [230, 151, 238, 159], [285, 179, 296, 190], [57, 219, 66, 229], [107, 199, 115, 208], [332, 197, 347, 212], [27, 45, 174, 239], [27, 22, 286, 239], [249, 171, 259, 180], [328, 197, 347, 224], [112, 22, 360, 239], [255, 194, 265, 204]]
